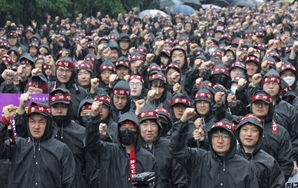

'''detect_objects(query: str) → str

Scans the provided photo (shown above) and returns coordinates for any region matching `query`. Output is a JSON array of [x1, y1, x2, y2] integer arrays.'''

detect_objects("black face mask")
[[79, 116, 90, 127], [119, 129, 137, 146], [211, 75, 229, 88], [161, 122, 171, 136], [53, 115, 70, 126]]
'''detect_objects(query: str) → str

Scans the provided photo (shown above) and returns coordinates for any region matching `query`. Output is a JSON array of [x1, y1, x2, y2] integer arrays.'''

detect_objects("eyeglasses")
[[57, 68, 72, 75], [212, 133, 230, 141], [129, 82, 142, 87]]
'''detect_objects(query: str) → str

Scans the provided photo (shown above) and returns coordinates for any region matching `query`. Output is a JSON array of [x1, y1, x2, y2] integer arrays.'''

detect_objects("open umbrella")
[[167, 4, 195, 15], [212, 0, 229, 7], [138, 9, 168, 19], [201, 4, 222, 9], [181, 0, 202, 10], [160, 0, 183, 10], [231, 0, 257, 8]]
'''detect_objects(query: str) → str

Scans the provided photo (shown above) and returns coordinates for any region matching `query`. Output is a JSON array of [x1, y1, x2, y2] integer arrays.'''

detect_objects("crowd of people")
[[0, 0, 298, 187]]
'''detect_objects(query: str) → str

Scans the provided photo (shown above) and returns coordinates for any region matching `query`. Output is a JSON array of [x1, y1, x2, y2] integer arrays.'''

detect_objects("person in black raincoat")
[[0, 101, 76, 187], [170, 108, 258, 188], [136, 102, 188, 187], [48, 57, 88, 120], [85, 102, 160, 188], [110, 79, 134, 122], [235, 114, 285, 188]]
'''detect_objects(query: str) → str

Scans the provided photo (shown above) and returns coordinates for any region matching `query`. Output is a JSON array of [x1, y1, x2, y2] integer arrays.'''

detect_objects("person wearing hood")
[[0, 101, 76, 187], [85, 104, 160, 188], [171, 45, 188, 86], [209, 64, 231, 89], [97, 58, 116, 90], [279, 62, 298, 96], [147, 73, 171, 109], [280, 79, 298, 111], [48, 57, 88, 120], [244, 55, 261, 83], [107, 40, 121, 64], [156, 107, 173, 139], [136, 102, 188, 187], [170, 108, 258, 187], [115, 56, 130, 79], [7, 46, 20, 64], [111, 79, 134, 122], [235, 114, 285, 187], [221, 90, 294, 181], [128, 74, 146, 103], [48, 86, 87, 187], [117, 33, 130, 57], [7, 30, 27, 56], [191, 88, 220, 150], [76, 62, 105, 96]]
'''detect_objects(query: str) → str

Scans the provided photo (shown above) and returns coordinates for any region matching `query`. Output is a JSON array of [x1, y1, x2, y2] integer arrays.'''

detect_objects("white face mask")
[[208, 47, 217, 55], [230, 85, 237, 94], [283, 76, 295, 86]]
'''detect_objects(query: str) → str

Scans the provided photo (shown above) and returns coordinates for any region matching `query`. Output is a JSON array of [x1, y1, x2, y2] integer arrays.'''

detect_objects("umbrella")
[[181, 0, 202, 10], [167, 4, 195, 15], [201, 4, 222, 9], [231, 0, 257, 8], [138, 9, 168, 19], [160, 0, 182, 10], [213, 0, 229, 7]]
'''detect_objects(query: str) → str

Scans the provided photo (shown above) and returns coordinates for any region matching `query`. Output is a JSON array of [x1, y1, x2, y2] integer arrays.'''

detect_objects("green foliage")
[[0, 0, 149, 26]]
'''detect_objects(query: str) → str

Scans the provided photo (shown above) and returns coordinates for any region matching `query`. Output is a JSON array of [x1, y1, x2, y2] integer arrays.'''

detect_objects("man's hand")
[[291, 161, 298, 177], [90, 78, 100, 92], [135, 99, 146, 115], [99, 123, 107, 138], [251, 73, 262, 87], [173, 83, 182, 94], [109, 74, 118, 88], [3, 105, 18, 120], [214, 92, 225, 107], [19, 93, 31, 109], [227, 94, 237, 107], [193, 118, 205, 142], [180, 108, 196, 123], [31, 68, 42, 76], [1, 69, 16, 83], [91, 101, 103, 117], [237, 78, 247, 91], [147, 90, 157, 102]]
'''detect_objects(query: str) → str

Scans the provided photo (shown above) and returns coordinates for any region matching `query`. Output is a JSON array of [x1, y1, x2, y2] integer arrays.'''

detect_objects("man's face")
[[25, 64, 33, 77], [7, 36, 18, 46], [29, 47, 38, 56], [129, 79, 143, 97], [150, 81, 165, 100], [173, 104, 187, 119], [113, 94, 127, 110], [195, 101, 210, 117], [171, 50, 185, 68], [51, 103, 68, 116], [211, 130, 231, 156], [29, 113, 47, 139], [109, 49, 119, 62], [166, 68, 179, 85], [245, 62, 258, 77], [100, 70, 113, 85], [119, 41, 129, 50], [56, 67, 73, 84], [100, 105, 110, 121], [9, 53, 17, 63], [25, 32, 33, 40], [27, 86, 43, 94], [239, 123, 260, 152], [230, 68, 244, 79], [116, 66, 129, 79], [77, 69, 91, 88], [35, 59, 43, 69], [252, 101, 269, 119], [263, 81, 280, 97], [140, 120, 159, 144]]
